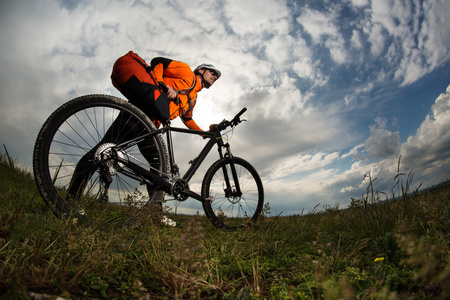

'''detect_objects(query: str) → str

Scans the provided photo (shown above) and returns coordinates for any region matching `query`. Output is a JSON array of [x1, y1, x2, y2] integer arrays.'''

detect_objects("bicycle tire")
[[33, 94, 168, 220], [201, 157, 264, 229]]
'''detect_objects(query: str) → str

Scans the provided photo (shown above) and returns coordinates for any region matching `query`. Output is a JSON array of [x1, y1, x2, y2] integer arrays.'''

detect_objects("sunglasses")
[[208, 69, 218, 77]]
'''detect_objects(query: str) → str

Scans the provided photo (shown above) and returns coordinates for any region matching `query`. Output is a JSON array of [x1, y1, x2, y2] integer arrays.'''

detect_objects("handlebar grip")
[[230, 107, 247, 125], [236, 107, 247, 119]]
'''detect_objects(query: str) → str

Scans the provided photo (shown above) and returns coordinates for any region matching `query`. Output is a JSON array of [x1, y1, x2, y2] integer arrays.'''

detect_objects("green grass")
[[0, 150, 449, 299]]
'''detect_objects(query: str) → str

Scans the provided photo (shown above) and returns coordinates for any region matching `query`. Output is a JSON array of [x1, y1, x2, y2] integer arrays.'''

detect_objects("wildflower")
[[374, 257, 385, 263]]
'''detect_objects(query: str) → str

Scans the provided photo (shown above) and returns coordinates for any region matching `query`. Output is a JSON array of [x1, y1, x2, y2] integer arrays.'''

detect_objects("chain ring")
[[171, 178, 189, 201]]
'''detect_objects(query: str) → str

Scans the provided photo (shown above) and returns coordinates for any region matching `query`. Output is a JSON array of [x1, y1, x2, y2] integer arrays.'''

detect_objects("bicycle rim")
[[33, 94, 168, 220], [201, 157, 264, 229]]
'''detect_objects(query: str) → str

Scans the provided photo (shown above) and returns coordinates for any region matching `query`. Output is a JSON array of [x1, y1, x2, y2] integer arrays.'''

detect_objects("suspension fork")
[[218, 140, 242, 197]]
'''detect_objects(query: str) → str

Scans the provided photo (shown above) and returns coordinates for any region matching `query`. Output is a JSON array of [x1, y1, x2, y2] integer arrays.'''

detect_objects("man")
[[111, 51, 221, 130], [150, 57, 220, 130]]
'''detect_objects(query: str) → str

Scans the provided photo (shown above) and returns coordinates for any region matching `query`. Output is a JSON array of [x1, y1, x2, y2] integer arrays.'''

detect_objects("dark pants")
[[67, 113, 158, 198]]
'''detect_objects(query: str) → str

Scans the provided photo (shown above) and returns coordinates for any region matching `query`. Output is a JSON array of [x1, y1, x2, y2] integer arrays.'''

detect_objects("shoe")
[[161, 216, 177, 227]]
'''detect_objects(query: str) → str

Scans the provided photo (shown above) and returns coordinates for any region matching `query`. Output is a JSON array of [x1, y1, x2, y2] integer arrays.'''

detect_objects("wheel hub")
[[225, 188, 242, 204], [228, 195, 241, 204], [94, 143, 125, 175]]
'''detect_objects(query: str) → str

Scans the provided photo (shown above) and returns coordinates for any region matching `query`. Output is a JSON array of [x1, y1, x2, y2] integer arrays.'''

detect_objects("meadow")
[[0, 150, 449, 299]]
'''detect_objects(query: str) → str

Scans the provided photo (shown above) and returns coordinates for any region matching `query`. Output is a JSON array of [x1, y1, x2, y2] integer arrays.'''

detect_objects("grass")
[[0, 150, 449, 299]]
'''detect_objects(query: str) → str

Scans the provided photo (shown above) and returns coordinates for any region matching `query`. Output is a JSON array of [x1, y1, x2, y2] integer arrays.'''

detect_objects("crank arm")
[[182, 189, 205, 202], [117, 158, 205, 202]]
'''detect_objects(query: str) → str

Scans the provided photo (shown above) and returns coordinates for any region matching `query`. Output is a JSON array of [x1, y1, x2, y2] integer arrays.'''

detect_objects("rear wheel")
[[33, 94, 168, 220], [201, 157, 264, 229]]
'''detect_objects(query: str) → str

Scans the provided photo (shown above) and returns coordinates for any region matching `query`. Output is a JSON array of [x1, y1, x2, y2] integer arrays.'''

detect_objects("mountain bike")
[[33, 94, 264, 229]]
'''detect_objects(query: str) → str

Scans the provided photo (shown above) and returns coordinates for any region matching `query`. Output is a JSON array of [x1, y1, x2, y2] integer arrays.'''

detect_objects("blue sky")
[[1, 0, 449, 215]]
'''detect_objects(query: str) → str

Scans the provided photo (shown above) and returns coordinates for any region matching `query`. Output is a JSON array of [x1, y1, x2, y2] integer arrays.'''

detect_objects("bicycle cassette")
[[94, 143, 125, 175]]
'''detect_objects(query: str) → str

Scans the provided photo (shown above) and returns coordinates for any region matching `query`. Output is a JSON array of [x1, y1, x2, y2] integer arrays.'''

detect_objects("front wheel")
[[201, 157, 264, 229]]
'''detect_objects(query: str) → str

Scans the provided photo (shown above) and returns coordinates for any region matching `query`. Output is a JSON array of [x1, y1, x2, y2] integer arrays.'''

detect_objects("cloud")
[[365, 117, 401, 159], [268, 151, 341, 180], [261, 84, 450, 211], [349, 0, 370, 7], [223, 0, 290, 37], [401, 85, 450, 178], [296, 8, 347, 64], [366, 0, 450, 86], [297, 9, 339, 44], [420, 0, 450, 65]]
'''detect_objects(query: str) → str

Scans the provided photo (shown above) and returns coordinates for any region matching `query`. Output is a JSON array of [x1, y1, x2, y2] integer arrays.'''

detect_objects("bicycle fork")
[[219, 142, 242, 198]]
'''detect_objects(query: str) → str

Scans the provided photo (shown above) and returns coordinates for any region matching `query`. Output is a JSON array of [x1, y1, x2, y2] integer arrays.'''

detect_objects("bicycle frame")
[[114, 121, 240, 203]]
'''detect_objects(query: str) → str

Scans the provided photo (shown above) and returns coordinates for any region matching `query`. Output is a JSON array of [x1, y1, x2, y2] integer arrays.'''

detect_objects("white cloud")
[[296, 8, 347, 64], [344, 82, 375, 105], [265, 34, 296, 66], [254, 74, 306, 119], [224, 0, 290, 37], [268, 151, 341, 180], [363, 0, 450, 86], [401, 85, 450, 178], [291, 39, 328, 86], [262, 84, 450, 210], [419, 0, 450, 67], [297, 9, 339, 44], [349, 0, 370, 7], [363, 21, 386, 57]]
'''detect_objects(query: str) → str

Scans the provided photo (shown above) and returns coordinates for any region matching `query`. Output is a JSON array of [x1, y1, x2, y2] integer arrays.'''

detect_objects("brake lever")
[[232, 118, 246, 126]]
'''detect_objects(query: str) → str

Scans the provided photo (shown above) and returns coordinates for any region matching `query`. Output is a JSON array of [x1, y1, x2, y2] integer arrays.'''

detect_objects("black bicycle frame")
[[115, 122, 240, 203]]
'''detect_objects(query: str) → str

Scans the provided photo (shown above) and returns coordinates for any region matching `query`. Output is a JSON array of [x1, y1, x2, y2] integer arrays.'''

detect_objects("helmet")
[[194, 64, 221, 79]]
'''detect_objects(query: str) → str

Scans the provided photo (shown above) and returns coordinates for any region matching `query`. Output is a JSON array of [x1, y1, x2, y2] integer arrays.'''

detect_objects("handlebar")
[[213, 107, 247, 132]]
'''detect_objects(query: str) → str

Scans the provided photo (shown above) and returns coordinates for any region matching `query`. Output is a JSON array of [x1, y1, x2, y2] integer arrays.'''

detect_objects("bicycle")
[[33, 94, 264, 229]]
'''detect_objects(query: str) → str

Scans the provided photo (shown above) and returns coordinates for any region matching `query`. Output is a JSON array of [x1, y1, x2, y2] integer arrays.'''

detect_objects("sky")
[[1, 0, 449, 215]]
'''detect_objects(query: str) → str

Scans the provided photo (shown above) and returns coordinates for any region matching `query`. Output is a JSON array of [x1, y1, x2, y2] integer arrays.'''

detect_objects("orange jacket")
[[150, 57, 203, 131]]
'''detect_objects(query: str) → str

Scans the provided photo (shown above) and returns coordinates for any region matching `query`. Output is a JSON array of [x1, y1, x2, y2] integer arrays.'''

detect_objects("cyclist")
[[111, 51, 221, 131], [67, 52, 221, 225]]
